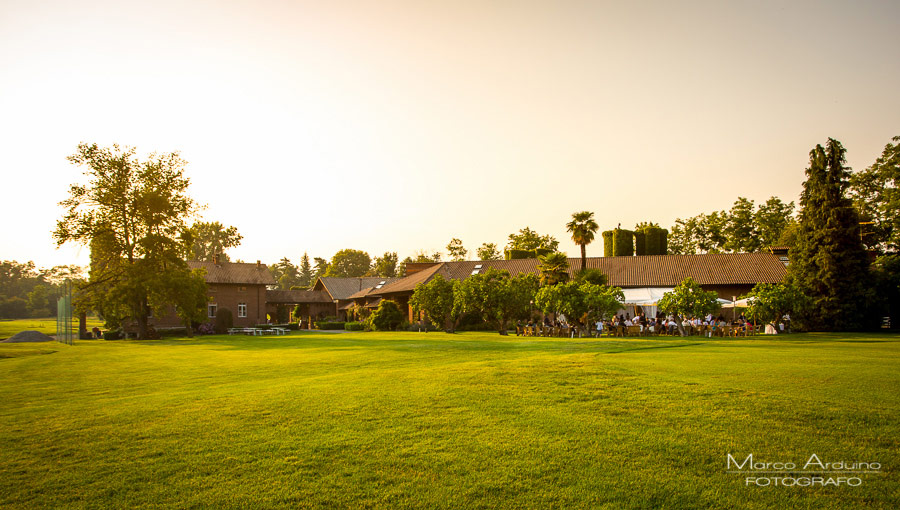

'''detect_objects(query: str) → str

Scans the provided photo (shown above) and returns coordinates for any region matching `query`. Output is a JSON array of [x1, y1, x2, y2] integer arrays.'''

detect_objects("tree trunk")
[[675, 314, 687, 337], [136, 296, 149, 339], [580, 244, 587, 272]]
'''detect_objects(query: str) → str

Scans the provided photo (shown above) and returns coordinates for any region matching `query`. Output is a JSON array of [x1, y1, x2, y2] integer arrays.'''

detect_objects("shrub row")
[[315, 321, 346, 330]]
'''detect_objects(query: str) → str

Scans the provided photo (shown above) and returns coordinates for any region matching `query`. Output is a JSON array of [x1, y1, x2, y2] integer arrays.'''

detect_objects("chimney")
[[256, 260, 261, 269], [213, 254, 220, 265]]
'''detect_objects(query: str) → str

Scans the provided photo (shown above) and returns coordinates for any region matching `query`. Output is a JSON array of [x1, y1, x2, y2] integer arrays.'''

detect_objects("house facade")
[[153, 259, 275, 329]]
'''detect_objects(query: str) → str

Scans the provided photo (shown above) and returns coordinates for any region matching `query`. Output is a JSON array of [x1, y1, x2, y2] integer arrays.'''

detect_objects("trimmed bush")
[[504, 249, 532, 260], [214, 308, 233, 334], [344, 321, 365, 331], [533, 248, 554, 258], [603, 229, 634, 256], [366, 300, 404, 331], [315, 321, 346, 330], [634, 231, 647, 255], [644, 227, 668, 255], [602, 231, 614, 257]]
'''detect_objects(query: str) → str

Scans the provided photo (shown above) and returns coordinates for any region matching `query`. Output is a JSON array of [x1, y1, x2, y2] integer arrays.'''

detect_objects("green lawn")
[[1, 331, 898, 509], [0, 317, 104, 339]]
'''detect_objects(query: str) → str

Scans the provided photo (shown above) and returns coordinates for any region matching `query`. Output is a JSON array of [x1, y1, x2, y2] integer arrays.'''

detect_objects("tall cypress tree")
[[789, 138, 870, 331]]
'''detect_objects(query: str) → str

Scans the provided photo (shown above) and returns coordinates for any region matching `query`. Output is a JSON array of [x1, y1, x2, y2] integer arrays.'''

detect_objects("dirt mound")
[[2, 330, 55, 343]]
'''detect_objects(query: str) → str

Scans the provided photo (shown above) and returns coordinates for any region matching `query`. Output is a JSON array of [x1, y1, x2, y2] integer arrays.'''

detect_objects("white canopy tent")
[[617, 287, 674, 319], [620, 287, 675, 306]]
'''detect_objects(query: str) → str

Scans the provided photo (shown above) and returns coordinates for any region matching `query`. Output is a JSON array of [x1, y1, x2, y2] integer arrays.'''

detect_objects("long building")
[[361, 253, 788, 321]]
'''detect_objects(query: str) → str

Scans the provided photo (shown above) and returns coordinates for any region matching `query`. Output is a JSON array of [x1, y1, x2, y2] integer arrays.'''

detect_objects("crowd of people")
[[516, 311, 792, 338], [597, 312, 760, 337]]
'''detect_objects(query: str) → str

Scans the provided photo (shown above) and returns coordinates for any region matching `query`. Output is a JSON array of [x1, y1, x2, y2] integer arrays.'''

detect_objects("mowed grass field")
[[0, 331, 898, 509], [0, 317, 104, 339]]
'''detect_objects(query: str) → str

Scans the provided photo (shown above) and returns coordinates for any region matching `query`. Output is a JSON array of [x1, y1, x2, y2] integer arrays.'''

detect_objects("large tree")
[[446, 238, 468, 261], [298, 253, 313, 287], [506, 227, 559, 252], [185, 221, 242, 261], [476, 243, 501, 261], [669, 197, 794, 254], [454, 269, 539, 334], [744, 281, 806, 331], [535, 281, 623, 335], [657, 278, 720, 336], [325, 249, 371, 278], [53, 143, 201, 338], [269, 257, 300, 290], [789, 138, 870, 331], [372, 252, 399, 278], [566, 211, 599, 272], [409, 275, 458, 331], [848, 135, 900, 251]]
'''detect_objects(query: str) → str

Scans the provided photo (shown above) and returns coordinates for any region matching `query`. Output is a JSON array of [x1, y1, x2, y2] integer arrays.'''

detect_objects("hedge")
[[505, 248, 555, 260], [603, 229, 634, 257], [315, 321, 346, 330], [344, 322, 365, 331], [505, 249, 532, 260], [634, 231, 647, 255]]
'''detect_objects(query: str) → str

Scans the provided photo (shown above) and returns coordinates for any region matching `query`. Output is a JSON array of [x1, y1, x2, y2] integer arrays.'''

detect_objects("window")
[[238, 303, 247, 318], [209, 285, 217, 293], [238, 286, 247, 292], [208, 304, 217, 318]]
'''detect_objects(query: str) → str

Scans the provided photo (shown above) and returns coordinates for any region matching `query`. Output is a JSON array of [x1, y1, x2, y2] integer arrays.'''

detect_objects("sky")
[[2, 0, 898, 269]]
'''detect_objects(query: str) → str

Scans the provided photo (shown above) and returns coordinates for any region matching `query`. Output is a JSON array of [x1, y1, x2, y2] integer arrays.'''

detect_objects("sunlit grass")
[[0, 317, 104, 339], [1, 331, 898, 508]]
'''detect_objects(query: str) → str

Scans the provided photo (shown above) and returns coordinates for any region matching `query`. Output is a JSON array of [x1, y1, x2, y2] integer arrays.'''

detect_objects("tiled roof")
[[372, 253, 786, 294], [315, 277, 402, 301], [587, 253, 787, 287], [188, 261, 276, 285], [266, 290, 333, 304]]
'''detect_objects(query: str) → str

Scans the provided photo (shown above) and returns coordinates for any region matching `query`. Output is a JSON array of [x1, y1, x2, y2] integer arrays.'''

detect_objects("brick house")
[[153, 258, 275, 328]]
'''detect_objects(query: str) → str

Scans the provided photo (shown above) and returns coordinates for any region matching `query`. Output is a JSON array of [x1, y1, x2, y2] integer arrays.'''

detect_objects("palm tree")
[[537, 252, 570, 286], [566, 211, 599, 272]]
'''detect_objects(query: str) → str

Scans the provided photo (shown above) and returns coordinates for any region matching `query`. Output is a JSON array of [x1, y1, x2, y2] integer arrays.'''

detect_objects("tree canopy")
[[789, 138, 870, 331], [410, 275, 458, 331], [537, 252, 569, 286], [668, 197, 795, 254], [185, 221, 242, 262], [269, 257, 300, 290], [325, 249, 371, 278], [535, 281, 623, 334], [744, 281, 806, 329], [566, 211, 599, 272], [657, 278, 720, 336], [476, 243, 501, 261], [372, 252, 399, 278], [848, 135, 900, 251], [506, 227, 559, 252], [53, 143, 204, 338], [453, 269, 538, 334], [446, 239, 468, 261]]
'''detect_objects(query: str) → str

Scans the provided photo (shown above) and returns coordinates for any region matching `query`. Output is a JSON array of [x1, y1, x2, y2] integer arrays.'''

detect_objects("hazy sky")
[[2, 0, 898, 268]]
